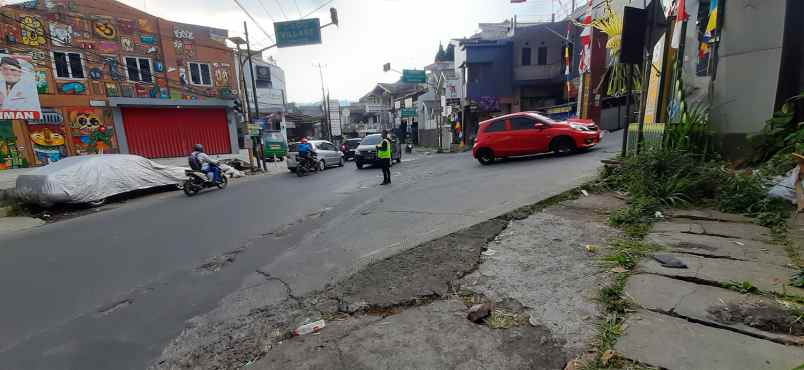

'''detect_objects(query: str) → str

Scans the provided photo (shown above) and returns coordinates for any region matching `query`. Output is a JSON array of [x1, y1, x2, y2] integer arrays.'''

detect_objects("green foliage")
[[751, 93, 804, 165], [603, 239, 660, 270], [608, 197, 661, 238], [665, 102, 713, 156], [722, 280, 759, 294], [718, 169, 793, 234], [610, 148, 722, 206]]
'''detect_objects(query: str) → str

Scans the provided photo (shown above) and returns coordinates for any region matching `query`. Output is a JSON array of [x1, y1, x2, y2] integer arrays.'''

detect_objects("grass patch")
[[722, 280, 760, 294], [486, 309, 529, 329], [602, 239, 660, 271]]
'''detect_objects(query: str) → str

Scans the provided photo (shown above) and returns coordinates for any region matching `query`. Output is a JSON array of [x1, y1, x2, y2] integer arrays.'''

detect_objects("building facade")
[[0, 0, 239, 168]]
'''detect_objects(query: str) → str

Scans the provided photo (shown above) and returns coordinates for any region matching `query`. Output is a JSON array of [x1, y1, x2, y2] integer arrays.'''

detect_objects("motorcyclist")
[[189, 144, 219, 183], [297, 137, 315, 167]]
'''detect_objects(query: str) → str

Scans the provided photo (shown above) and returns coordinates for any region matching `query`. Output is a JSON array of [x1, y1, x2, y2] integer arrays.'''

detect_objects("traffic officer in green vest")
[[377, 130, 392, 185]]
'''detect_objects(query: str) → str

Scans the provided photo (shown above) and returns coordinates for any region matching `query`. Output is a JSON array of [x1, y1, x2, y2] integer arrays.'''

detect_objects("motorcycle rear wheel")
[[183, 180, 200, 196]]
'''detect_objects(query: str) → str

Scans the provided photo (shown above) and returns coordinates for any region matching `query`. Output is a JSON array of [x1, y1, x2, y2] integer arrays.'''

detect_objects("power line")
[[254, 0, 277, 22], [272, 0, 288, 19], [292, 0, 303, 18], [302, 0, 335, 19], [231, 0, 276, 42]]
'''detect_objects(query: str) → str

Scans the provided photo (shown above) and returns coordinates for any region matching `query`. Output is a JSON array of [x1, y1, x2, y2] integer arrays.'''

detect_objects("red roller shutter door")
[[122, 107, 231, 158]]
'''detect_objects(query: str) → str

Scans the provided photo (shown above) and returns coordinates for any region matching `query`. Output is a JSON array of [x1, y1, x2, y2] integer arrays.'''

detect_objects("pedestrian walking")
[[377, 130, 392, 185]]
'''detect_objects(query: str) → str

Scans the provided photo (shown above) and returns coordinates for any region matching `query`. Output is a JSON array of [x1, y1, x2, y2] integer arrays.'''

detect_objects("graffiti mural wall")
[[65, 108, 116, 155]]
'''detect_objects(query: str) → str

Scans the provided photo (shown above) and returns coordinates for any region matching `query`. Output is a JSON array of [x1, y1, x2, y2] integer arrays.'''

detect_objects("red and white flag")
[[578, 0, 592, 73], [511, 0, 527, 3], [670, 0, 688, 49]]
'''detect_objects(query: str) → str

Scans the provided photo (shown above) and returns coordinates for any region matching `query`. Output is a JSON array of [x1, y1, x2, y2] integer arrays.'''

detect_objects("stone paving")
[[616, 208, 804, 370]]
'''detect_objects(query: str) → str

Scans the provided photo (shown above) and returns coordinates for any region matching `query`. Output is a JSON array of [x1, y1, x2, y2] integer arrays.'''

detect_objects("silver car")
[[286, 140, 344, 172]]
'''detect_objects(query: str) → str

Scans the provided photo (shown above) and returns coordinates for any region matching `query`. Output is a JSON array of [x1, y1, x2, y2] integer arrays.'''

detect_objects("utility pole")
[[314, 63, 330, 140], [244, 21, 265, 170]]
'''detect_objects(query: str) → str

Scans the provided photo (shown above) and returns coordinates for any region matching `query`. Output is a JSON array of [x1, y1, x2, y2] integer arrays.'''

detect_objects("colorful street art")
[[173, 40, 195, 59], [27, 121, 67, 165], [65, 108, 114, 155], [59, 81, 86, 94], [214, 64, 230, 86], [19, 15, 47, 47], [34, 68, 49, 94], [120, 36, 134, 52], [173, 27, 194, 40], [94, 19, 117, 40], [3, 23, 21, 44], [48, 21, 72, 46], [105, 82, 119, 97], [0, 120, 25, 169], [117, 18, 136, 34], [139, 35, 155, 45], [137, 18, 154, 33], [97, 41, 119, 53]]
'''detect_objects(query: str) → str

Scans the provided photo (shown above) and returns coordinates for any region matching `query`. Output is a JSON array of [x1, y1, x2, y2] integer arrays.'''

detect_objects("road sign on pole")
[[400, 108, 417, 118], [402, 69, 426, 83], [274, 19, 322, 48]]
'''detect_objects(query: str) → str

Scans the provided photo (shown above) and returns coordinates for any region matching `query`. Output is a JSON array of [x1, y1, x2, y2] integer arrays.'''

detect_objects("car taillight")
[[341, 144, 346, 151]]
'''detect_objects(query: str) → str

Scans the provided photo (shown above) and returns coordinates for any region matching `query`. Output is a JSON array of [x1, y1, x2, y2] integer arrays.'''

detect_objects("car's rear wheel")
[[551, 137, 576, 155], [477, 149, 495, 165], [356, 161, 364, 169], [318, 160, 326, 171]]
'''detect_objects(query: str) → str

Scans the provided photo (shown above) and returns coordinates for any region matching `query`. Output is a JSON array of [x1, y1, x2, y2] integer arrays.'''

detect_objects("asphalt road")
[[0, 135, 620, 370]]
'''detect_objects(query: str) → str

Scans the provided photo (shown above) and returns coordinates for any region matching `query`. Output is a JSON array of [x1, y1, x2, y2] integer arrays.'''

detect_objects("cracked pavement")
[[0, 138, 620, 370]]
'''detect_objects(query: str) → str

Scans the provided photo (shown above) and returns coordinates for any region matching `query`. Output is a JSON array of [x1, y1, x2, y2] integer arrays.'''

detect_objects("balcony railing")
[[514, 64, 563, 82]]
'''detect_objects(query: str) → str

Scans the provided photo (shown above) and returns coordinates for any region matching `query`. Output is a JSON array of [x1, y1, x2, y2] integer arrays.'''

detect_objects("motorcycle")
[[183, 165, 228, 196], [296, 153, 320, 177]]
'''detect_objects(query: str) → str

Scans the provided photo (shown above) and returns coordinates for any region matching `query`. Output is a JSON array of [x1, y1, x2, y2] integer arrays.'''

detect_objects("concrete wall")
[[466, 43, 513, 99], [710, 0, 786, 136]]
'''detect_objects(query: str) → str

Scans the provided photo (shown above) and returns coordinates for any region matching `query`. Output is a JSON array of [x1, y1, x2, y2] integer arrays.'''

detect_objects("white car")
[[287, 140, 344, 172], [15, 154, 186, 206]]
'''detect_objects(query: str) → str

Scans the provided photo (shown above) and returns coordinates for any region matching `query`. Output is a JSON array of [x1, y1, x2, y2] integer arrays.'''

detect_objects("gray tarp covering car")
[[15, 154, 186, 206]]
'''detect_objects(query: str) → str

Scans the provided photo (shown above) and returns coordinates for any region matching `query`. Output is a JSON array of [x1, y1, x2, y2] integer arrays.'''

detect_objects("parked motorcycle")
[[296, 154, 320, 177], [183, 165, 228, 196]]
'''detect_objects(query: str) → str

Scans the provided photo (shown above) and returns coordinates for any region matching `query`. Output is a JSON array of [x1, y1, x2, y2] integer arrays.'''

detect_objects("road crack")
[[256, 270, 302, 303]]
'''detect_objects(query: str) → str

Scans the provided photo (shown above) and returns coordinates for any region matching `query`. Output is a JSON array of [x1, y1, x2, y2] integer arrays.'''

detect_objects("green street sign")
[[274, 18, 322, 48], [400, 108, 417, 118], [402, 69, 426, 83]]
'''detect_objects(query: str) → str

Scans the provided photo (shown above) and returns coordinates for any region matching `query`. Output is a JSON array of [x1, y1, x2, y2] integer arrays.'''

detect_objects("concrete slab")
[[653, 222, 706, 234], [646, 232, 790, 267], [255, 300, 570, 370], [637, 252, 804, 296], [667, 209, 753, 223], [616, 309, 804, 370], [564, 193, 627, 213], [625, 274, 804, 345], [0, 217, 45, 237], [653, 220, 774, 243], [459, 212, 621, 355]]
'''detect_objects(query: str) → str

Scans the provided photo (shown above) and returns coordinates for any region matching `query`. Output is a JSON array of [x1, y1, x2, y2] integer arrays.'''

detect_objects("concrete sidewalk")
[[0, 149, 255, 191]]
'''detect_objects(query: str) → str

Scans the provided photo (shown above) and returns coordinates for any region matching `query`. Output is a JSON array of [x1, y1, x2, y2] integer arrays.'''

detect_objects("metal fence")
[[626, 121, 665, 155]]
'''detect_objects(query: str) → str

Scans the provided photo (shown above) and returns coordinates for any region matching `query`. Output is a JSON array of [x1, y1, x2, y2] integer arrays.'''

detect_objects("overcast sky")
[[28, 0, 562, 103]]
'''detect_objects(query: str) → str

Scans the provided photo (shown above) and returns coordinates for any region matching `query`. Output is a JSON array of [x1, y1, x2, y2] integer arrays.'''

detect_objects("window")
[[510, 117, 536, 130], [53, 51, 84, 79], [0, 48, 6, 54], [484, 120, 506, 133], [188, 62, 212, 86], [125, 57, 152, 83], [537, 47, 548, 65], [521, 47, 532, 66]]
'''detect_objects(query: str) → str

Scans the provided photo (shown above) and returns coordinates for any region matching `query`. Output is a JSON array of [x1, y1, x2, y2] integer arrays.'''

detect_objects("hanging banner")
[[0, 54, 42, 120]]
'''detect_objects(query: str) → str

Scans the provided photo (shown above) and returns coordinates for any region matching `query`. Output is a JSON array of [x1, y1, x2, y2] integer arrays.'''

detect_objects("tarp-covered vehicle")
[[15, 154, 186, 206]]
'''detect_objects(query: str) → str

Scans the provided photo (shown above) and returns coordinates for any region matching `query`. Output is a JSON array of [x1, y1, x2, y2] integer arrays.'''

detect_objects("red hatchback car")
[[472, 112, 601, 165]]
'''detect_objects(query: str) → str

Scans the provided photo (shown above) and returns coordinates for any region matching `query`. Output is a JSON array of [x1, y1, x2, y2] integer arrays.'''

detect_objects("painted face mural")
[[66, 109, 114, 155]]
